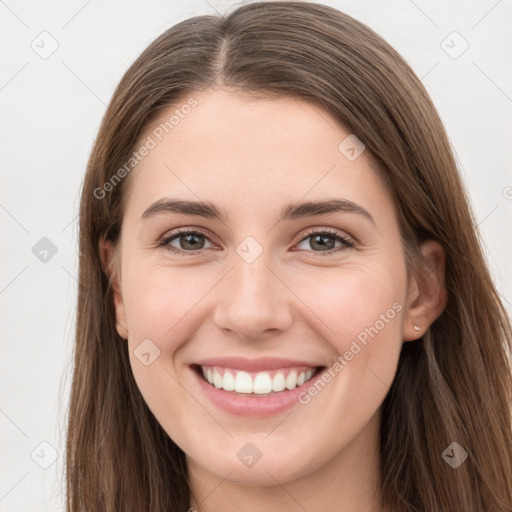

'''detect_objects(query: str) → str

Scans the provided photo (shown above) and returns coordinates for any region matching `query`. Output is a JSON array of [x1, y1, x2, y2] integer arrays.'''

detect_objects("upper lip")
[[193, 357, 323, 372]]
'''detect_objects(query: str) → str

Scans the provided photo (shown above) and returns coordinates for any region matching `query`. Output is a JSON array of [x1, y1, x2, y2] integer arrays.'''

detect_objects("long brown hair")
[[66, 2, 512, 510]]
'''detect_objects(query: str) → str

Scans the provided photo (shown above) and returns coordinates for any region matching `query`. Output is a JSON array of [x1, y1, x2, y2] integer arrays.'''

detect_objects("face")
[[106, 88, 426, 487]]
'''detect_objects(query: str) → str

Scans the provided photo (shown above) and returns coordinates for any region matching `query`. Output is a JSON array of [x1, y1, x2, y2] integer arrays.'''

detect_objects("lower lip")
[[191, 366, 325, 418]]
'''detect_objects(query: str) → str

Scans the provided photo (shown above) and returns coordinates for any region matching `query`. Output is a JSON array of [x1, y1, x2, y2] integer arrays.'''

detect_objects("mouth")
[[191, 364, 326, 397]]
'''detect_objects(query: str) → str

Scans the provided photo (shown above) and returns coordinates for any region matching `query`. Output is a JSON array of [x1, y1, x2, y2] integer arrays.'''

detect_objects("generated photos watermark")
[[94, 97, 198, 200], [297, 301, 403, 404]]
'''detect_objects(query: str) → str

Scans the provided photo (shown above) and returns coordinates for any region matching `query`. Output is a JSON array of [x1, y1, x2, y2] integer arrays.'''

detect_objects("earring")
[[413, 324, 421, 332]]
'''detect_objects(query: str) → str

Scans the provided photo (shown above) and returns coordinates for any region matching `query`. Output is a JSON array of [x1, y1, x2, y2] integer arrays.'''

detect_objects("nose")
[[212, 251, 294, 340]]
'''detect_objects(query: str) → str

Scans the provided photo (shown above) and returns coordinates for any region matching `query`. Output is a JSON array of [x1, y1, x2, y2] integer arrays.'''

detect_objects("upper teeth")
[[201, 366, 316, 394]]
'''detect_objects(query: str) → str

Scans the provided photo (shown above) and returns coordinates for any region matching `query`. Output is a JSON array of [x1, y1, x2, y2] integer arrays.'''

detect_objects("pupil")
[[312, 234, 334, 251], [182, 234, 203, 250]]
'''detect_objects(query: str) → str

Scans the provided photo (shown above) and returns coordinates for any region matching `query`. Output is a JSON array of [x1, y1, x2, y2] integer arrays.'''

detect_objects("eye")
[[157, 227, 354, 256], [294, 228, 354, 254], [158, 229, 216, 254]]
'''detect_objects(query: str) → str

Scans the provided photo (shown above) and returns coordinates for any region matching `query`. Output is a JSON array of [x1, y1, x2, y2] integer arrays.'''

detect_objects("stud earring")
[[413, 324, 421, 332]]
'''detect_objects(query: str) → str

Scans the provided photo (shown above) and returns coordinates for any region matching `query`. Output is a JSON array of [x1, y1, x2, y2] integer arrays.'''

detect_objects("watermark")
[[236, 236, 264, 264], [338, 134, 365, 161], [236, 442, 262, 468], [503, 186, 512, 200], [297, 301, 403, 404], [30, 441, 59, 469], [440, 31, 469, 60], [32, 236, 58, 263], [133, 338, 161, 366], [441, 442, 468, 468], [31, 31, 59, 59], [94, 97, 198, 200]]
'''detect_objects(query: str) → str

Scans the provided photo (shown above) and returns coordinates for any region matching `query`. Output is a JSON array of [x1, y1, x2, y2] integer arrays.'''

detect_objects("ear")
[[99, 237, 129, 340], [403, 239, 448, 342]]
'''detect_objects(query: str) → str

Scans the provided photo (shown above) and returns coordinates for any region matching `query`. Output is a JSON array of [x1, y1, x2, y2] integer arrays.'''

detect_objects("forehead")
[[124, 88, 393, 222]]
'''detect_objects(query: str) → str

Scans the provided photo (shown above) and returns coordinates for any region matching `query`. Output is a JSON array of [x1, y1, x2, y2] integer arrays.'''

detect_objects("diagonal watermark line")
[[0, 62, 29, 92], [265, 408, 296, 438], [407, 0, 439, 29], [202, 0, 222, 15], [0, 0, 29, 28], [477, 204, 499, 228], [60, 214, 78, 233], [420, 61, 439, 81], [472, 62, 512, 104], [266, 163, 337, 235], [402, 61, 439, 98], [265, 265, 336, 334], [0, 408, 29, 438], [164, 267, 234, 337], [163, 162, 233, 234], [61, 0, 93, 29], [0, 265, 28, 295], [194, 470, 233, 507], [0, 203, 29, 232], [368, 367, 392, 391], [471, 0, 502, 30], [265, 471, 309, 511], [61, 61, 107, 106], [61, 265, 78, 283], [162, 366, 234, 437], [294, 95, 337, 132], [0, 472, 30, 502]]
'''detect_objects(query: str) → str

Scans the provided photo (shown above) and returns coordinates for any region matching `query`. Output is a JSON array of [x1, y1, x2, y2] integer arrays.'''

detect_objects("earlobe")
[[98, 238, 129, 340], [403, 239, 448, 342]]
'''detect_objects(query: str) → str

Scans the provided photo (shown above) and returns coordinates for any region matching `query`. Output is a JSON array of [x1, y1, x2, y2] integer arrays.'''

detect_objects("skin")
[[100, 88, 447, 512]]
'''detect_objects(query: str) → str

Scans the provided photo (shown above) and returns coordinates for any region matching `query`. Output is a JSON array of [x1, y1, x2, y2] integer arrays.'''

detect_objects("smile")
[[196, 365, 323, 396], [190, 357, 328, 417]]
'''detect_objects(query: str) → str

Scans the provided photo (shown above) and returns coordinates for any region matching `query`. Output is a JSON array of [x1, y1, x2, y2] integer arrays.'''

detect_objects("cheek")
[[122, 260, 212, 341], [287, 268, 405, 444], [297, 265, 405, 378], [120, 261, 219, 418], [120, 261, 205, 429]]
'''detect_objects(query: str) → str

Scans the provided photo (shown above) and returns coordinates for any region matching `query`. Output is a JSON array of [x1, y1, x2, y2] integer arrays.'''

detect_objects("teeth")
[[222, 371, 235, 391], [202, 366, 318, 394], [285, 371, 297, 390], [213, 370, 223, 389], [253, 373, 273, 394], [234, 371, 253, 393], [272, 372, 286, 392]]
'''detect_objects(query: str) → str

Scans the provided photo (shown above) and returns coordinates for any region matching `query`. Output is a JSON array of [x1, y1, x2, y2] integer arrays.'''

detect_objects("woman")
[[66, 2, 512, 511]]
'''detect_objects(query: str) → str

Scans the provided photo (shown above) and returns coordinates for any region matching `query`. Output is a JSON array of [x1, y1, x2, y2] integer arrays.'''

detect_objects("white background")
[[1, 0, 511, 510]]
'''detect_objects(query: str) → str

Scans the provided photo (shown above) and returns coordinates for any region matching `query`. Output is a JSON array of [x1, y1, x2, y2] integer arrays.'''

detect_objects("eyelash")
[[157, 227, 354, 256]]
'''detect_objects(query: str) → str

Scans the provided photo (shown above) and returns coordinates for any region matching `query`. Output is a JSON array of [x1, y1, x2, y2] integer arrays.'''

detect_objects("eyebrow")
[[140, 198, 375, 226]]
